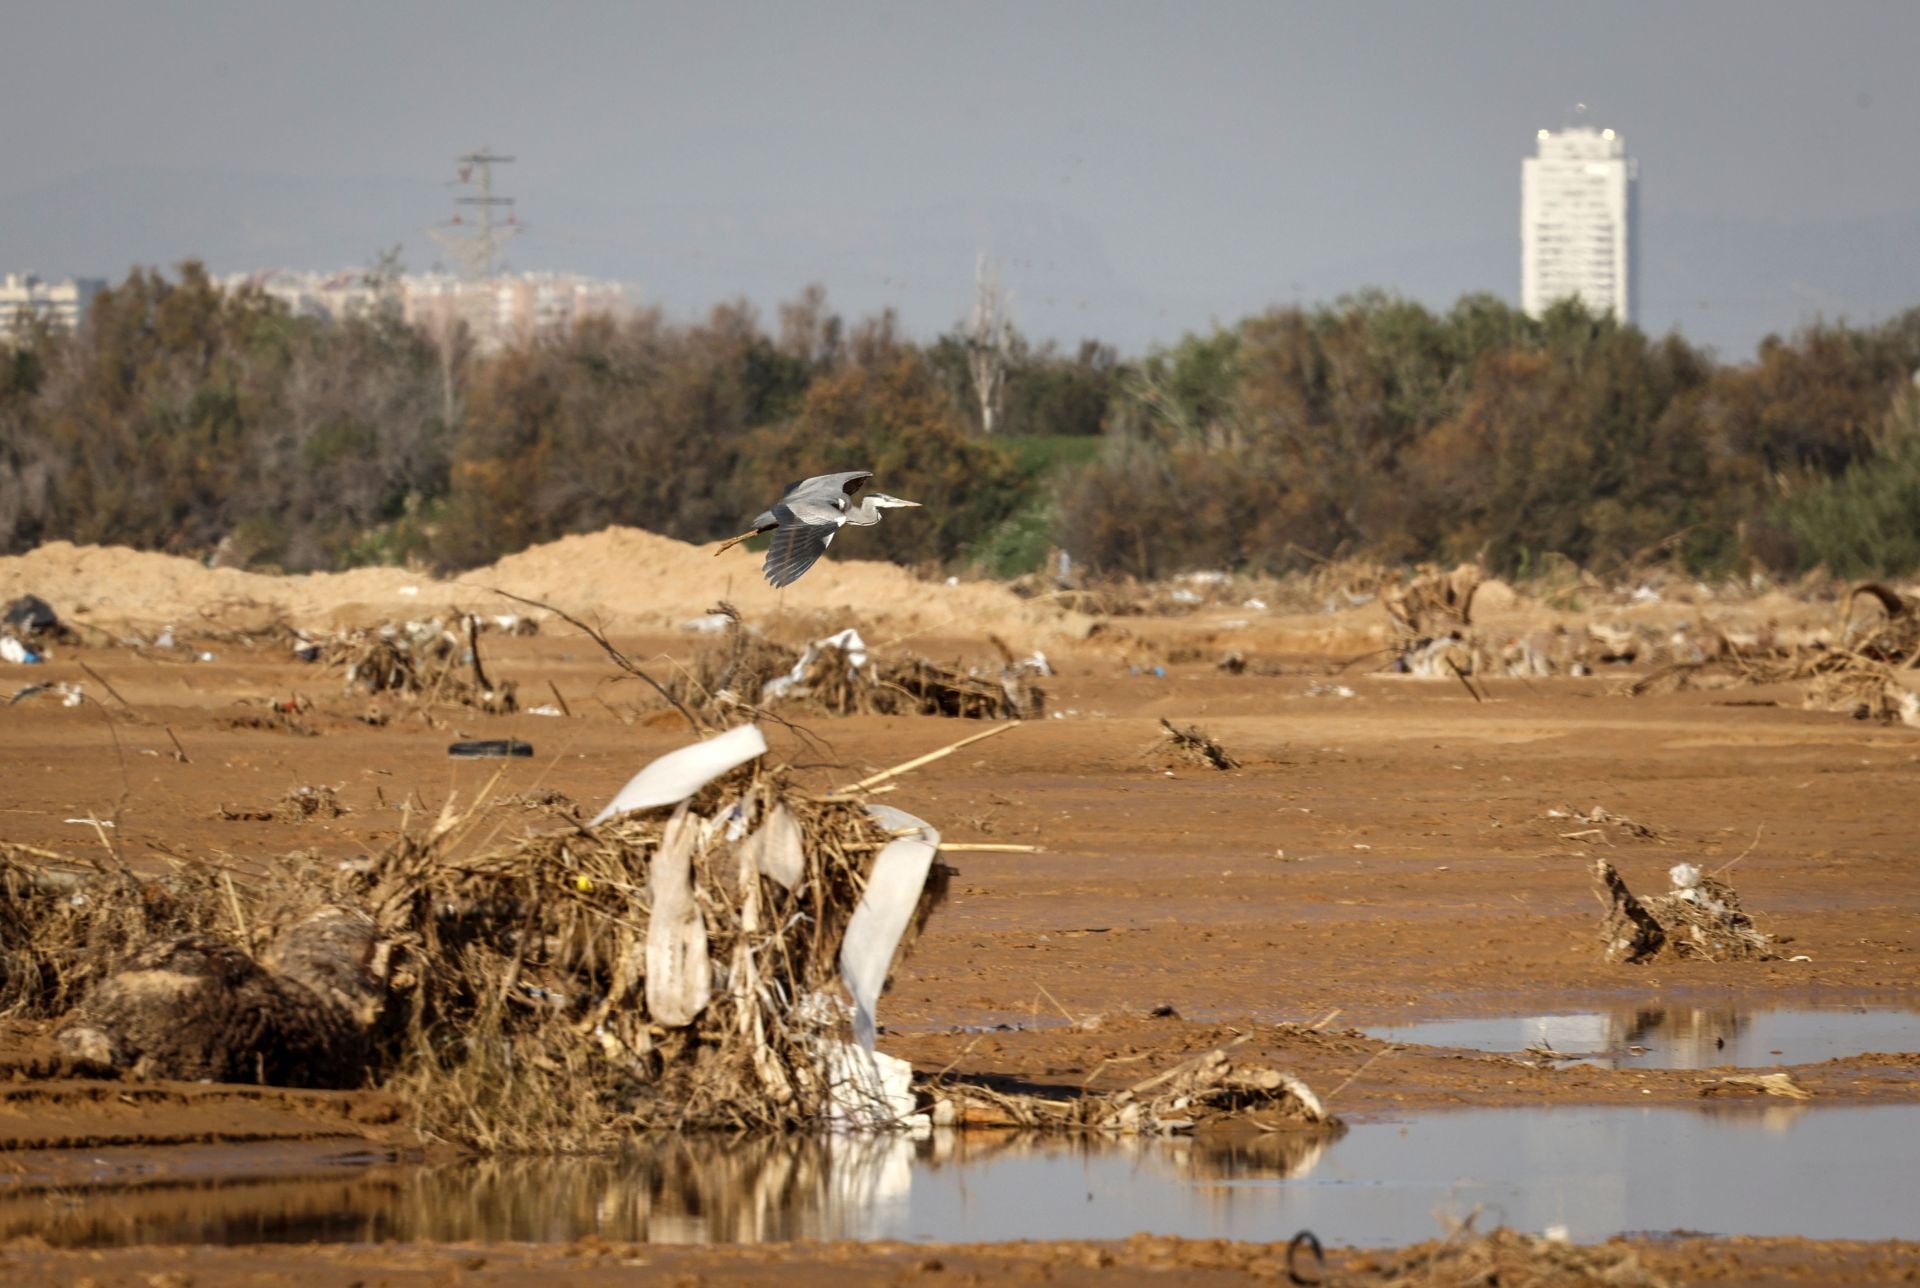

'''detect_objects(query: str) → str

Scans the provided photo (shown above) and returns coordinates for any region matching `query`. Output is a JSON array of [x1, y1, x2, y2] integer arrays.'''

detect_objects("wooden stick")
[[1325, 1043, 1398, 1101], [545, 680, 574, 719], [76, 660, 137, 711], [830, 722, 1017, 796], [936, 842, 1043, 854], [165, 726, 192, 764]]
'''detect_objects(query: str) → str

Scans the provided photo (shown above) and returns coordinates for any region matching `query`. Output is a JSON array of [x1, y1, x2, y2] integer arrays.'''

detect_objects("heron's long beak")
[[899, 499, 923, 507]]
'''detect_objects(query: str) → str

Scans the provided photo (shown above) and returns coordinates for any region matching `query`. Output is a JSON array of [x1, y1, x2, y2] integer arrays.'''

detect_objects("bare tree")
[[967, 252, 1011, 434]]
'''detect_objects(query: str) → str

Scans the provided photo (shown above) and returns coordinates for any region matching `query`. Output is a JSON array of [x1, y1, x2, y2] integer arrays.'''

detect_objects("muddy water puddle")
[[6, 1105, 1917, 1249], [1366, 1004, 1920, 1068]]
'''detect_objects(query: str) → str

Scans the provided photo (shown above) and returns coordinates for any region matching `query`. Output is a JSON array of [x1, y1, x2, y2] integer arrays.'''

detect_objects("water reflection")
[[1367, 1004, 1920, 1068], [6, 1105, 1917, 1248], [0, 1127, 1335, 1249]]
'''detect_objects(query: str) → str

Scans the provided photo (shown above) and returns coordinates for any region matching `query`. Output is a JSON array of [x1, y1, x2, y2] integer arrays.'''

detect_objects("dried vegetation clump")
[[0, 848, 229, 1018]]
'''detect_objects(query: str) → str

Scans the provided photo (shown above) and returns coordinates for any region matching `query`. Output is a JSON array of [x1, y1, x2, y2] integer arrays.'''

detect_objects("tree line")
[[3, 262, 1918, 580]]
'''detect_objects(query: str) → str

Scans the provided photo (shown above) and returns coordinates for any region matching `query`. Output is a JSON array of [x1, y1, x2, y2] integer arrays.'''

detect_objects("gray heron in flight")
[[714, 470, 922, 587]]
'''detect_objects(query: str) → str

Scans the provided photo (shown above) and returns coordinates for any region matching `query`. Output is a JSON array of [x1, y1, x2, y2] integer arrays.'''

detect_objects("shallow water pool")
[[6, 1103, 1917, 1249]]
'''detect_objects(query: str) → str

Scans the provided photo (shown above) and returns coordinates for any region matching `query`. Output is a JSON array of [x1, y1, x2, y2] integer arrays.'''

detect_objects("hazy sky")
[[6, 1, 1918, 358]]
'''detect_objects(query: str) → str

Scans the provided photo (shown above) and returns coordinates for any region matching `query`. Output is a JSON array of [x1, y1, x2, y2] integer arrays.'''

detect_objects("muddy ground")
[[2, 583, 1918, 1283]]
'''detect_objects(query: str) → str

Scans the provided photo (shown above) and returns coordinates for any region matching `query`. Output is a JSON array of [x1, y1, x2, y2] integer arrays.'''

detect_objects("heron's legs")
[[714, 526, 772, 556]]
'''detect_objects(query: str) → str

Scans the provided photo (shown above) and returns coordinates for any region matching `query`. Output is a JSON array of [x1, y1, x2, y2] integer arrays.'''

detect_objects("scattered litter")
[[527, 703, 565, 717], [9, 681, 84, 707], [1306, 683, 1357, 699], [0, 637, 40, 665], [448, 739, 534, 759], [3, 593, 66, 638]]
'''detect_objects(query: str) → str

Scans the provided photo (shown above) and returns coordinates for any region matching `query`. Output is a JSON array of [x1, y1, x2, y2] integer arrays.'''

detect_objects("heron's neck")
[[845, 497, 883, 526]]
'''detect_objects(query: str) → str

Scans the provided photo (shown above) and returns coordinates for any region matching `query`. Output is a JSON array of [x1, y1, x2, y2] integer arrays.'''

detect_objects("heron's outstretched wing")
[[760, 471, 871, 531], [779, 470, 872, 502], [763, 506, 839, 588]]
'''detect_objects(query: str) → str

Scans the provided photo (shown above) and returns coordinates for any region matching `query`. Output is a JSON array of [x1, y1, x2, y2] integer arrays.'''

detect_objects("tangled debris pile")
[[216, 784, 351, 823], [1151, 718, 1241, 771], [1308, 1221, 1671, 1287], [1594, 859, 1778, 964], [672, 610, 1045, 722], [1631, 583, 1920, 726], [935, 1036, 1332, 1136], [321, 613, 524, 715], [4, 727, 964, 1149]]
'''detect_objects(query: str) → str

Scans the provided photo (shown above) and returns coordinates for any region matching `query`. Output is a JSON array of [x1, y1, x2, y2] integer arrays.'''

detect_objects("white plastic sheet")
[[746, 801, 805, 891], [587, 723, 768, 827], [761, 628, 869, 702], [644, 805, 711, 1027], [839, 804, 940, 1051]]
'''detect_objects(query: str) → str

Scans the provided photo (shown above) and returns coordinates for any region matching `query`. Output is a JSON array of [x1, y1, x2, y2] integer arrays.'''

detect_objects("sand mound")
[[0, 530, 1083, 645]]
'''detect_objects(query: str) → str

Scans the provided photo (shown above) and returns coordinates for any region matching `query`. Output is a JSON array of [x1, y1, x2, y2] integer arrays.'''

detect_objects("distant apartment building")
[[0, 273, 105, 340], [227, 268, 386, 322], [401, 271, 633, 352], [222, 268, 632, 352], [1521, 125, 1637, 326]]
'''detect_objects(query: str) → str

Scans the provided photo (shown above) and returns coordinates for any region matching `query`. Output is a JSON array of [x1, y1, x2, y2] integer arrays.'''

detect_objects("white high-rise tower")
[[1521, 123, 1637, 325]]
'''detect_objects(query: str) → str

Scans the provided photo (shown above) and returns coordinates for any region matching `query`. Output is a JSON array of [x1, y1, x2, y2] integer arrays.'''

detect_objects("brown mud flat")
[[4, 1234, 1919, 1286], [2, 556, 1918, 1280]]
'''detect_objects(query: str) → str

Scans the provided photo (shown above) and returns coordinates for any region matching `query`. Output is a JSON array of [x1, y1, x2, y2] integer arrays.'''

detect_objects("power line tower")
[[430, 147, 520, 280]]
